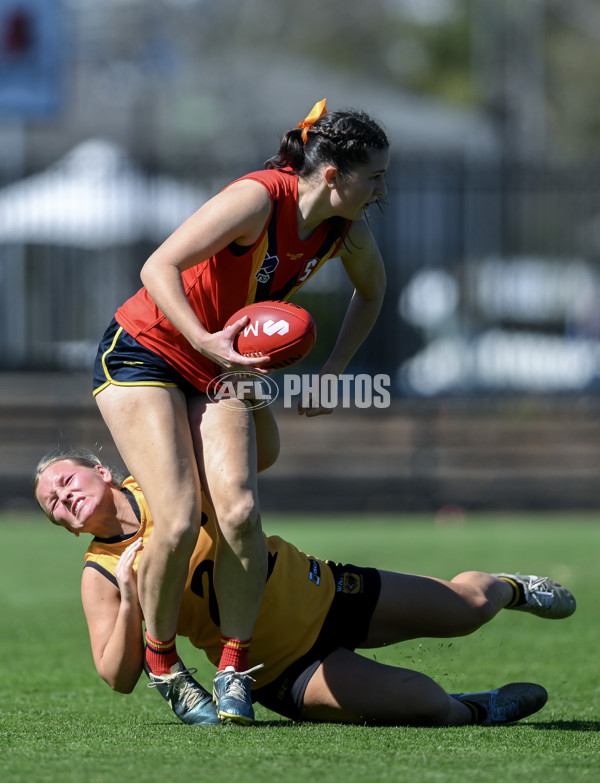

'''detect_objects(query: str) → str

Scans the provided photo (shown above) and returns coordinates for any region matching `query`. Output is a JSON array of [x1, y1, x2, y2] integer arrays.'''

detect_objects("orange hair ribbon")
[[297, 98, 327, 143]]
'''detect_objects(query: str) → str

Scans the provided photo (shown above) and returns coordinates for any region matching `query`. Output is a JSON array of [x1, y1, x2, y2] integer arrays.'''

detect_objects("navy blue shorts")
[[92, 318, 200, 398], [253, 562, 381, 721]]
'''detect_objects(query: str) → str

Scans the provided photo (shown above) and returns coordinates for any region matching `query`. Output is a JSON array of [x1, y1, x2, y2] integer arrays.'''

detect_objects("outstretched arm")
[[81, 539, 145, 693]]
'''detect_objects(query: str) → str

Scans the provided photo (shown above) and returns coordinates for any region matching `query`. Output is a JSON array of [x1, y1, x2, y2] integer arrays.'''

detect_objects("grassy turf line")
[[0, 513, 598, 783]]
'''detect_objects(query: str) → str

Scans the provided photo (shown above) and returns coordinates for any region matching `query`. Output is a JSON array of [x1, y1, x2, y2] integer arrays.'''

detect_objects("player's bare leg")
[[189, 396, 269, 641], [189, 395, 268, 723], [249, 403, 280, 473], [361, 570, 514, 647], [301, 648, 472, 725], [96, 384, 203, 646], [300, 571, 511, 724], [301, 649, 548, 726], [95, 384, 220, 724]]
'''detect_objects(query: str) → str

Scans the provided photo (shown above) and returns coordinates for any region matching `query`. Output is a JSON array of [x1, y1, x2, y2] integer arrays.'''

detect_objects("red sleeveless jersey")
[[115, 168, 350, 391]]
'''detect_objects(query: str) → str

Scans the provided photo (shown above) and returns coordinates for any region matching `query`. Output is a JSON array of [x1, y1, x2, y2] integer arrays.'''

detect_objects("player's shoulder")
[[216, 175, 274, 221], [233, 167, 297, 199], [82, 555, 119, 593]]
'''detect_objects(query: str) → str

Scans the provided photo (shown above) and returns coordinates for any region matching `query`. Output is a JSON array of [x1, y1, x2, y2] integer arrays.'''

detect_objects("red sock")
[[144, 631, 179, 676], [218, 636, 251, 672]]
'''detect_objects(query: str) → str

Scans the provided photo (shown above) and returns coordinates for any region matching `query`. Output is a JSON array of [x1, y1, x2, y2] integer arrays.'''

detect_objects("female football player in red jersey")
[[34, 446, 575, 727], [91, 100, 390, 723]]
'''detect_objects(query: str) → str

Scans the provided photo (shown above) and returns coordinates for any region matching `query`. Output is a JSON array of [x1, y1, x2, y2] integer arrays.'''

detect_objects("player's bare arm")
[[139, 180, 273, 369], [298, 221, 385, 417], [325, 218, 386, 375], [81, 553, 144, 693]]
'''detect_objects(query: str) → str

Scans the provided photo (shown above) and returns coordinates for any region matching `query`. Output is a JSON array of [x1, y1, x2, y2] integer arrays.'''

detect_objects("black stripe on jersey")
[[84, 560, 119, 589], [266, 550, 278, 581], [254, 200, 279, 302], [123, 488, 142, 522], [90, 490, 141, 544], [92, 530, 138, 545]]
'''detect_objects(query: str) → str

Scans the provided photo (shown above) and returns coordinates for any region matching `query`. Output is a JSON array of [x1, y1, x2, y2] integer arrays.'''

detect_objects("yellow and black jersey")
[[84, 477, 336, 689]]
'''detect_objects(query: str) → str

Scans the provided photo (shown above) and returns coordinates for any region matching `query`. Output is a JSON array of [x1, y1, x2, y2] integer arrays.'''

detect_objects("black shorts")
[[92, 318, 200, 398], [253, 562, 381, 721]]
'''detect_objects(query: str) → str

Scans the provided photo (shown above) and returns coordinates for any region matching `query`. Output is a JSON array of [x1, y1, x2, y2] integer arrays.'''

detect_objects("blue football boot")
[[452, 682, 548, 725], [212, 664, 264, 724], [146, 660, 221, 726]]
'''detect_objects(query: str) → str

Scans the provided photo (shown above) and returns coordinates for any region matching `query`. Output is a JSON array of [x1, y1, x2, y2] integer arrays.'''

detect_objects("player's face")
[[331, 147, 390, 220], [35, 460, 113, 534]]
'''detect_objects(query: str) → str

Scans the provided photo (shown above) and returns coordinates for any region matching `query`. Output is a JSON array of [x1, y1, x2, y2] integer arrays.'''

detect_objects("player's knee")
[[219, 492, 260, 539], [453, 571, 496, 631], [157, 512, 203, 553]]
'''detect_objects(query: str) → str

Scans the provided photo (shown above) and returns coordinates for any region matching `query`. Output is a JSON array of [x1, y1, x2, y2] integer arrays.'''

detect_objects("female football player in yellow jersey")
[[91, 100, 390, 723], [34, 437, 576, 727]]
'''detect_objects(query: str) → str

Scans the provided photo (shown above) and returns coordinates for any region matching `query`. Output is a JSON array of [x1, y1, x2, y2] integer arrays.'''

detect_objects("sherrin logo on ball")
[[224, 300, 316, 370]]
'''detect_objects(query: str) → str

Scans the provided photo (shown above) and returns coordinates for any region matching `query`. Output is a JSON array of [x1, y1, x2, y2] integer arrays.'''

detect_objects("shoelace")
[[524, 576, 554, 608], [218, 664, 265, 700], [147, 666, 210, 710], [147, 665, 198, 687]]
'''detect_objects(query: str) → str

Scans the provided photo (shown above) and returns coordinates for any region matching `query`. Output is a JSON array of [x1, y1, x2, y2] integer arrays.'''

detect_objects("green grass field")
[[1, 512, 598, 782]]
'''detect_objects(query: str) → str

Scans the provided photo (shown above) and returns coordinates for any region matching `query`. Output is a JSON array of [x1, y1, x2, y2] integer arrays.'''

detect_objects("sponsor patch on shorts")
[[336, 571, 364, 595]]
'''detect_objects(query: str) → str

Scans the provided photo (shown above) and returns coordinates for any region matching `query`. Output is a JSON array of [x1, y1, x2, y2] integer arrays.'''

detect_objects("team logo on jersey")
[[255, 254, 280, 284], [336, 572, 363, 594], [297, 257, 319, 283]]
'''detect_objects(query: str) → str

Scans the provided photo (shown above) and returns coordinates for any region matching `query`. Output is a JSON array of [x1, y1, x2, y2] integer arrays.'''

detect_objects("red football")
[[224, 300, 316, 370]]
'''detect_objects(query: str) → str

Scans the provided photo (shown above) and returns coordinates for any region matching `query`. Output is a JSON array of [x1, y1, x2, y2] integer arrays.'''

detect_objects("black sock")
[[461, 699, 489, 725], [499, 576, 525, 607]]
